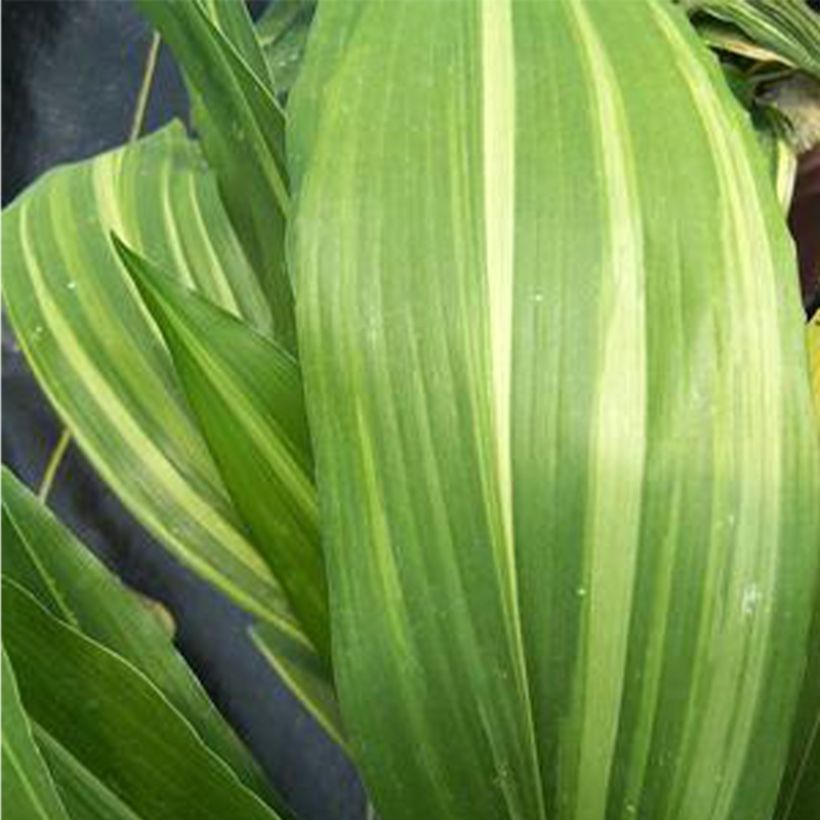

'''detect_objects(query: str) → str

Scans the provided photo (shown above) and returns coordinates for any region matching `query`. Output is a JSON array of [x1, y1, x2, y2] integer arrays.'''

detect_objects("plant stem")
[[37, 428, 72, 502], [129, 31, 162, 143], [37, 30, 162, 504]]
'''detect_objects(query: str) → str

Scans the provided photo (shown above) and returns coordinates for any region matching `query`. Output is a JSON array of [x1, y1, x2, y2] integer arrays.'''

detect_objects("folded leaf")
[[2, 122, 305, 637], [289, 3, 820, 819], [2, 649, 71, 820], [2, 467, 277, 807], [113, 241, 329, 662], [138, 0, 295, 349], [3, 579, 283, 820]]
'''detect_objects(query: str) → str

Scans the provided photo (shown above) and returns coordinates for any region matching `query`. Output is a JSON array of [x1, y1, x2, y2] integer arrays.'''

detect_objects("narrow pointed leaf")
[[3, 579, 284, 820], [138, 0, 295, 348], [33, 729, 145, 820], [290, 3, 820, 820], [2, 123, 306, 637], [2, 650, 71, 820], [2, 467, 277, 806], [753, 106, 799, 208], [114, 240, 329, 662], [251, 622, 346, 751], [696, 19, 792, 64]]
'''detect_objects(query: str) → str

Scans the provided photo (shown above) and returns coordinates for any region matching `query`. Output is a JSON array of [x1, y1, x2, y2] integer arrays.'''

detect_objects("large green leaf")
[[113, 241, 330, 662], [3, 579, 283, 820], [2, 122, 307, 639], [2, 650, 71, 820], [138, 0, 295, 349], [289, 2, 820, 819], [1, 467, 277, 807]]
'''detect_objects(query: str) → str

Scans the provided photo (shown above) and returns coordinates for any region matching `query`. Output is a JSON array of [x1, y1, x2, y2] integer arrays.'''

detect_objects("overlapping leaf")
[[33, 731, 145, 820], [680, 1, 820, 197], [138, 0, 295, 349], [257, 0, 316, 99], [679, 0, 820, 77], [2, 649, 71, 820], [2, 122, 306, 638], [2, 468, 277, 806], [3, 580, 284, 820], [289, 3, 820, 820], [113, 242, 329, 663]]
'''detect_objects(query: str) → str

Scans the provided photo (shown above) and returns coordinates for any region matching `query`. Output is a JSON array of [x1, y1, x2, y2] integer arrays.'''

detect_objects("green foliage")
[[3, 2, 819, 820]]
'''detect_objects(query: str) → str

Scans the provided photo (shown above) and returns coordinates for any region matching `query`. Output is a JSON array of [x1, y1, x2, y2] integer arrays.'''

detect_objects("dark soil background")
[[2, 3, 818, 820], [2, 3, 364, 819]]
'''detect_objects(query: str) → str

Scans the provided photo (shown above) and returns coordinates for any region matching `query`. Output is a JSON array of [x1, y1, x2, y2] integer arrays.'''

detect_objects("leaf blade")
[[3, 579, 284, 820], [113, 241, 329, 662], [289, 3, 820, 819], [2, 650, 71, 820], [2, 467, 277, 807], [138, 0, 295, 348], [678, 0, 820, 79], [2, 123, 302, 636]]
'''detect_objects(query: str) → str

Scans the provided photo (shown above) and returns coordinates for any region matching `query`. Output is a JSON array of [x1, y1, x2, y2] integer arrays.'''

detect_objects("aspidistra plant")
[[2, 1, 820, 819]]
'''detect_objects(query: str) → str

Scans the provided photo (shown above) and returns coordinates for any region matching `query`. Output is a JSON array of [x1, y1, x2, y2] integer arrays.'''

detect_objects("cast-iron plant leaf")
[[2, 2, 819, 820]]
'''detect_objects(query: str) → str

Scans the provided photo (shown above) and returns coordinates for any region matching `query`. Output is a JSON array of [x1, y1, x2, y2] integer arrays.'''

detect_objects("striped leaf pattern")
[[138, 0, 295, 349], [2, 650, 71, 820], [2, 123, 305, 637], [679, 0, 820, 78], [114, 243, 329, 662], [289, 2, 820, 819]]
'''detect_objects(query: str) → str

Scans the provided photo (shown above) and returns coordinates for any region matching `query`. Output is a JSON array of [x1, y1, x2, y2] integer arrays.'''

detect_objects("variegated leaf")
[[289, 3, 820, 819]]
